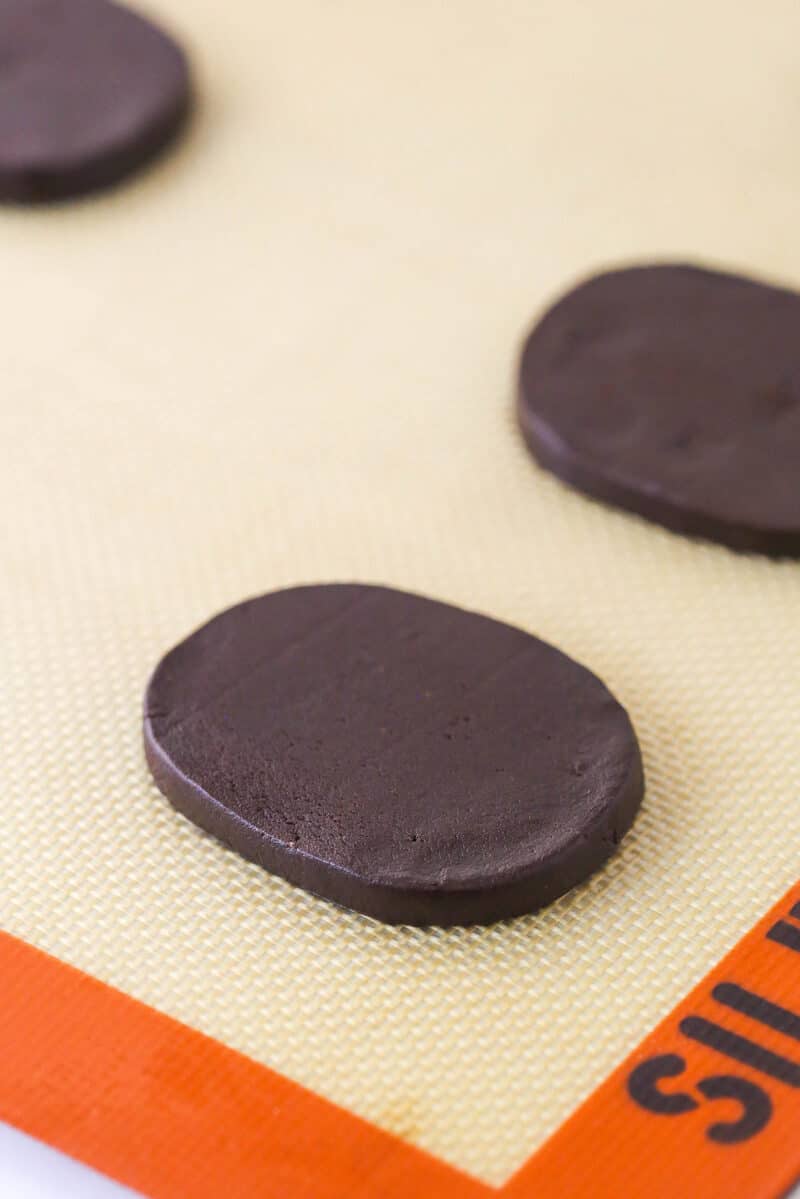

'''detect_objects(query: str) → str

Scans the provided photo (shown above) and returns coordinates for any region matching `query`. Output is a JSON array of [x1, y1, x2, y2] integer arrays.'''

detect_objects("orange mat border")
[[2, 881, 799, 1199]]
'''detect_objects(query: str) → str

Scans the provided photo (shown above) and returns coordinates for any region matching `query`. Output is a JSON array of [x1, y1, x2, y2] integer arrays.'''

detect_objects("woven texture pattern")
[[1, 0, 799, 1184]]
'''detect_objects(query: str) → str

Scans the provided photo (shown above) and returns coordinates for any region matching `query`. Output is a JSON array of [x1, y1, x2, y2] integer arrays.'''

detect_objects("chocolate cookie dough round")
[[0, 0, 190, 201], [518, 264, 800, 556], [144, 585, 644, 926]]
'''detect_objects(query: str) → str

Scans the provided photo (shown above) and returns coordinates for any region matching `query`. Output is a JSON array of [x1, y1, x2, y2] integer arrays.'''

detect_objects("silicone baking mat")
[[1, 0, 799, 1188]]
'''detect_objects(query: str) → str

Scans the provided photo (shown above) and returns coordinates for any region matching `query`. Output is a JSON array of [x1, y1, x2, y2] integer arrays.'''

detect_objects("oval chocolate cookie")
[[144, 585, 644, 926], [0, 0, 190, 202], [518, 264, 800, 556]]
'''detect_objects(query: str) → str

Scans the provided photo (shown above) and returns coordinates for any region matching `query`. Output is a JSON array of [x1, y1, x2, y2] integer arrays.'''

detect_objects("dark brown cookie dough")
[[518, 264, 800, 556], [144, 584, 644, 926], [0, 0, 190, 201]]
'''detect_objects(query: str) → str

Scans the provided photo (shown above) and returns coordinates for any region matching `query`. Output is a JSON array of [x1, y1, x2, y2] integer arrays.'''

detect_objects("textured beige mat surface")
[[1, 0, 799, 1184]]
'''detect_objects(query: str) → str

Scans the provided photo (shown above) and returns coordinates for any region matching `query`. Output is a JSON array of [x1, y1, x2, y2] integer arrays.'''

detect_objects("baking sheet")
[[1, 0, 799, 1183]]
